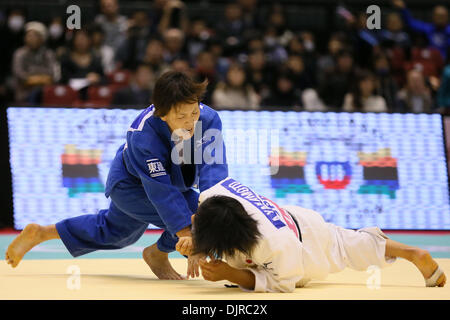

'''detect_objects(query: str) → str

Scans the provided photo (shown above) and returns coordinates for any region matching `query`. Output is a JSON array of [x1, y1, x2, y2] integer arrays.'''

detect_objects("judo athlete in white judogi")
[[180, 177, 446, 292]]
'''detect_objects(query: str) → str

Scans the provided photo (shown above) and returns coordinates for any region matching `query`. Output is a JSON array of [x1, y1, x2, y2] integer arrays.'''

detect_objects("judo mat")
[[1, 233, 449, 300]]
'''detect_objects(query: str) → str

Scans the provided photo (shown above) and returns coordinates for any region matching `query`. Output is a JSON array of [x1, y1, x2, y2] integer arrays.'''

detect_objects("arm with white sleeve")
[[241, 236, 304, 293]]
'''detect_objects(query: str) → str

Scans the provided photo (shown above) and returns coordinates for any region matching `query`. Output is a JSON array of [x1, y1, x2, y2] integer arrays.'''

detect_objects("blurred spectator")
[[195, 50, 219, 105], [5, 8, 25, 35], [60, 29, 105, 99], [94, 0, 128, 51], [396, 69, 434, 113], [12, 22, 60, 103], [246, 34, 265, 52], [0, 8, 26, 84], [346, 11, 380, 68], [379, 12, 411, 49], [157, 0, 189, 35], [142, 38, 170, 79], [265, 4, 294, 48], [302, 88, 328, 112], [0, 1, 448, 113], [215, 3, 246, 57], [89, 24, 115, 74], [405, 33, 445, 79], [318, 50, 357, 110], [171, 58, 195, 78], [343, 70, 387, 112], [261, 5, 294, 65], [262, 25, 288, 65], [237, 0, 262, 30], [163, 28, 187, 64], [379, 12, 411, 87], [46, 17, 67, 58], [207, 37, 230, 80], [186, 17, 212, 63], [147, 0, 168, 34], [287, 32, 317, 85], [115, 11, 151, 70], [212, 63, 259, 109], [245, 49, 274, 100], [285, 54, 313, 91], [317, 33, 346, 83], [261, 71, 302, 108], [392, 0, 450, 60], [112, 64, 153, 107], [437, 64, 450, 113], [373, 53, 399, 111]]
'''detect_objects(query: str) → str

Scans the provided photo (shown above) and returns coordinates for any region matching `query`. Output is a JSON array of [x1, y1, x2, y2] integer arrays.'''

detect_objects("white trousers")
[[283, 205, 397, 283]]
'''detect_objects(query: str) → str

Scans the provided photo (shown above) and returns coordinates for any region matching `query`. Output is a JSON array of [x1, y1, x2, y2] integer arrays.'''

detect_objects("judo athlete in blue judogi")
[[6, 71, 228, 280]]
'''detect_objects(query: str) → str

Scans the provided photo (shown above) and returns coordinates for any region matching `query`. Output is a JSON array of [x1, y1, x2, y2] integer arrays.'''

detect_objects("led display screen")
[[7, 107, 450, 230]]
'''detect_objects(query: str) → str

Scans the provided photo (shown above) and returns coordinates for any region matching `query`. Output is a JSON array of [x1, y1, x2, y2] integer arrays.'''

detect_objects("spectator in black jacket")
[[115, 11, 151, 70], [60, 28, 105, 100], [262, 71, 302, 108], [318, 50, 357, 110], [373, 53, 399, 111], [112, 64, 153, 107]]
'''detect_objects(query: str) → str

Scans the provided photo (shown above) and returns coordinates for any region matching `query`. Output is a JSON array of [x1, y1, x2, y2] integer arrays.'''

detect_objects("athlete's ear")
[[191, 213, 196, 225]]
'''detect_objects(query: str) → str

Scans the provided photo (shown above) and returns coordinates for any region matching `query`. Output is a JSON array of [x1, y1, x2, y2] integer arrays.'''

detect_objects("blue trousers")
[[55, 180, 199, 257]]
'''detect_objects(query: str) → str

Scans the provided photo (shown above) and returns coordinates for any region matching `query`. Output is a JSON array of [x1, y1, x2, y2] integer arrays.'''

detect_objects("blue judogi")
[[56, 103, 228, 257]]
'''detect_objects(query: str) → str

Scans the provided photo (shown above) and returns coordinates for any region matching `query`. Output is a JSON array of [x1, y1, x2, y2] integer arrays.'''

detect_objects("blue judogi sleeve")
[[400, 8, 434, 34], [399, 8, 449, 59], [126, 129, 193, 235], [197, 111, 229, 192]]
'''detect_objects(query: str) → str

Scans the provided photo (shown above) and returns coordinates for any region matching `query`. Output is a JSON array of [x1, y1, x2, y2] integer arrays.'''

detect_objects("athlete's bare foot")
[[5, 224, 44, 268], [142, 244, 184, 280], [412, 249, 446, 287]]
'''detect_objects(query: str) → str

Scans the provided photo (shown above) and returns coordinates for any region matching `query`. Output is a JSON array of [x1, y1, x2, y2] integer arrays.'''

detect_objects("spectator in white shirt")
[[343, 70, 388, 112]]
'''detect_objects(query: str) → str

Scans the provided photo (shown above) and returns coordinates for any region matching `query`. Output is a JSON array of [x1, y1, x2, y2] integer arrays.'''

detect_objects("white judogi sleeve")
[[241, 236, 304, 293]]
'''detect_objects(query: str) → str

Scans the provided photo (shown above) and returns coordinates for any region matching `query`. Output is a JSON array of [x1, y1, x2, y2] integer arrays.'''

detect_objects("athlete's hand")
[[186, 253, 205, 279], [176, 236, 193, 256], [199, 258, 232, 282]]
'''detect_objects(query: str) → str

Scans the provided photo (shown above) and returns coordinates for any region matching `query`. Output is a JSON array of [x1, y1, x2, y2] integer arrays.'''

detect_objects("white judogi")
[[198, 177, 397, 293]]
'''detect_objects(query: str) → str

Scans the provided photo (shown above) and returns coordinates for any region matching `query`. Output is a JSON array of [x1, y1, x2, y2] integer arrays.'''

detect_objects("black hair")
[[152, 71, 207, 117], [192, 195, 261, 259], [351, 69, 377, 110], [336, 48, 354, 60], [68, 28, 91, 51], [87, 23, 105, 36]]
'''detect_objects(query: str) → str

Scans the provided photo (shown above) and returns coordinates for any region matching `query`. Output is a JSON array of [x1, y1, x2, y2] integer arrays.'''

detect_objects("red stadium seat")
[[42, 85, 80, 106], [404, 47, 445, 78], [84, 84, 119, 107], [107, 69, 131, 88]]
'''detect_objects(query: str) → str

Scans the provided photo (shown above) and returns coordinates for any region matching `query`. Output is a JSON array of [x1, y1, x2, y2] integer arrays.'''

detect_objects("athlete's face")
[[161, 102, 200, 140]]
